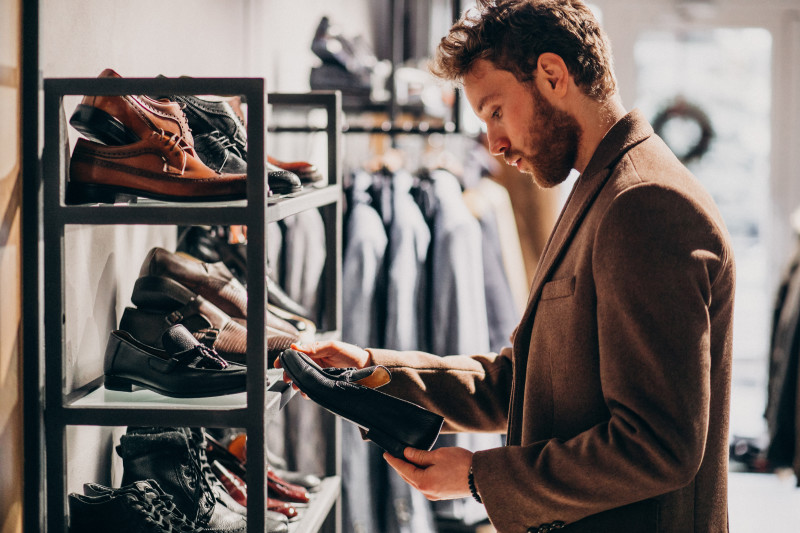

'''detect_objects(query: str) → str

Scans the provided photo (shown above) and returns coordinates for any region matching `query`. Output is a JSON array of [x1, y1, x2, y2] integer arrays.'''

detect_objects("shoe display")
[[117, 427, 248, 533], [224, 433, 321, 493], [69, 479, 202, 533], [279, 348, 444, 458], [104, 324, 247, 398], [69, 68, 194, 146], [138, 247, 248, 319], [67, 132, 247, 204]]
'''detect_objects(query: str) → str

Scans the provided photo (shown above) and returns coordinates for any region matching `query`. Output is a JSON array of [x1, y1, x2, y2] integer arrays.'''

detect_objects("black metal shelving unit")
[[36, 78, 343, 533]]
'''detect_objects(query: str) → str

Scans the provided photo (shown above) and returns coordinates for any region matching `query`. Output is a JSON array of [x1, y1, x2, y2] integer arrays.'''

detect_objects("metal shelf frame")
[[37, 78, 343, 533]]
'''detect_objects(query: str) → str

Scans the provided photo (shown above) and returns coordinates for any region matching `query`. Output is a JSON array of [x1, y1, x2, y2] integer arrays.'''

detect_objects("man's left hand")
[[384, 446, 474, 501]]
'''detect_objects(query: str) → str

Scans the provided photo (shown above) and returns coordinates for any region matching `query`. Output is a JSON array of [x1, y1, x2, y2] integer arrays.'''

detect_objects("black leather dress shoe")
[[70, 479, 202, 533], [168, 95, 247, 159], [278, 349, 444, 458], [193, 131, 248, 175], [104, 325, 247, 397], [267, 162, 303, 195]]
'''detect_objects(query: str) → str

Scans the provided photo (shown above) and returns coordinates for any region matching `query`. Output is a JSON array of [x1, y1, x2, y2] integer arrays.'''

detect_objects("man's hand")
[[384, 446, 474, 501], [274, 340, 372, 394]]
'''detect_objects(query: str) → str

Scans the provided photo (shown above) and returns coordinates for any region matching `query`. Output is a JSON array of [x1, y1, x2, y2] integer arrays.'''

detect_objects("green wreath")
[[652, 99, 714, 164]]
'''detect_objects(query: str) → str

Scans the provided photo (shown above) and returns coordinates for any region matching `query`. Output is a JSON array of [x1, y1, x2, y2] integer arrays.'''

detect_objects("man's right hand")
[[274, 340, 373, 392]]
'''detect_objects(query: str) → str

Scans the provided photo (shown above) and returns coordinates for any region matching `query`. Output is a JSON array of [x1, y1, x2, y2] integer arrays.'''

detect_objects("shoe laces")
[[209, 130, 242, 155], [187, 429, 226, 493], [127, 489, 200, 533], [154, 129, 195, 175]]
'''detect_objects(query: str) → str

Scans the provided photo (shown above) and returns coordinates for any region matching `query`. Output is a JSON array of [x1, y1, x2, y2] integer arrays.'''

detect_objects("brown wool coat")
[[368, 110, 735, 533]]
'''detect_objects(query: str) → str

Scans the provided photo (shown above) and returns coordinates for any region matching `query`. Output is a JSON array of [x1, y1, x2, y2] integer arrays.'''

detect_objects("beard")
[[509, 83, 582, 188]]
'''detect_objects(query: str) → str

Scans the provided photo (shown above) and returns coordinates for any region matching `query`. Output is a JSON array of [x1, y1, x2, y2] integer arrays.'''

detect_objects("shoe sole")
[[104, 374, 246, 398]]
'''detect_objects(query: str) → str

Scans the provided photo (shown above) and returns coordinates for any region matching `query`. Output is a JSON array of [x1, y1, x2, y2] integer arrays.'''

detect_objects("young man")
[[282, 1, 735, 531]]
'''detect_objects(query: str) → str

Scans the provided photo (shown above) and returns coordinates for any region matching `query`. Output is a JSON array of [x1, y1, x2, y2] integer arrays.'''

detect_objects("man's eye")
[[491, 108, 501, 119]]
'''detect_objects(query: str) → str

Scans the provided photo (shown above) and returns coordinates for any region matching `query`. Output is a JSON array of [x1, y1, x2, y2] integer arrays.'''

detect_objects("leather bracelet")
[[468, 466, 483, 504]]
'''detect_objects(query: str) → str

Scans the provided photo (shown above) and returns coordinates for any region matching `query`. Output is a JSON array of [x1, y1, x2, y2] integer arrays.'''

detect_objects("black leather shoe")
[[193, 131, 248, 175], [117, 427, 247, 533], [278, 349, 444, 458], [267, 162, 303, 195], [70, 479, 202, 533], [167, 95, 248, 159], [104, 325, 247, 398]]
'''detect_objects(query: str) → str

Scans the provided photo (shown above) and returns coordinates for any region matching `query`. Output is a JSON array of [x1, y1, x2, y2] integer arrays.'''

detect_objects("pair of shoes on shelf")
[[175, 226, 317, 331], [67, 69, 305, 204], [163, 86, 303, 195], [119, 245, 300, 367], [67, 68, 248, 204], [279, 348, 444, 458], [111, 427, 290, 533], [69, 479, 204, 533], [124, 246, 301, 363]]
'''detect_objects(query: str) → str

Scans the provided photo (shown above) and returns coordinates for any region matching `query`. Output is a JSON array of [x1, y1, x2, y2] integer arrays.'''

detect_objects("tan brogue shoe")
[[67, 131, 246, 204], [70, 68, 194, 147]]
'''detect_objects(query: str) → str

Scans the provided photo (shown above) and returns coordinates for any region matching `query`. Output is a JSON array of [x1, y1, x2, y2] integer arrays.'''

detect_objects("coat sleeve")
[[367, 346, 513, 433], [472, 182, 734, 531]]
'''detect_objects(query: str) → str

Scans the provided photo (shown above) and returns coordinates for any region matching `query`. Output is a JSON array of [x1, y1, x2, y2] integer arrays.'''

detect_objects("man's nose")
[[487, 127, 510, 156]]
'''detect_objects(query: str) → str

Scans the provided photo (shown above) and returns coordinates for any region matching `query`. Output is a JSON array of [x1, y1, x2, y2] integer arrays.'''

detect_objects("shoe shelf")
[[48, 184, 342, 226], [289, 476, 342, 533], [58, 369, 289, 427], [39, 77, 343, 533]]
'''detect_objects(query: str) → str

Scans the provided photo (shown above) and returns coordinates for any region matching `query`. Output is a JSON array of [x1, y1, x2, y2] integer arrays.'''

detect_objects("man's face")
[[463, 59, 581, 188]]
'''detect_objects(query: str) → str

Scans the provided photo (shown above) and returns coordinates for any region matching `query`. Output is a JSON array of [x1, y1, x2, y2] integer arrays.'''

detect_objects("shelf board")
[[62, 369, 290, 427], [53, 184, 341, 226], [289, 476, 341, 533]]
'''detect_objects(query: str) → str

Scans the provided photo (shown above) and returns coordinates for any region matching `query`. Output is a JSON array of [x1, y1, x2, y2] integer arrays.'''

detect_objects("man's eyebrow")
[[477, 93, 499, 115]]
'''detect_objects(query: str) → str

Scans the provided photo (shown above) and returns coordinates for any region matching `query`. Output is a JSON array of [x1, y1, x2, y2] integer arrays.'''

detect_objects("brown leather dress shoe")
[[67, 131, 247, 204], [69, 68, 193, 146], [138, 247, 248, 319]]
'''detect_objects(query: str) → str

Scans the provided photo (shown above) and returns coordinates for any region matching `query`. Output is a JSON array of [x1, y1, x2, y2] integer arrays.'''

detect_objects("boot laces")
[[127, 490, 200, 533], [188, 429, 224, 491]]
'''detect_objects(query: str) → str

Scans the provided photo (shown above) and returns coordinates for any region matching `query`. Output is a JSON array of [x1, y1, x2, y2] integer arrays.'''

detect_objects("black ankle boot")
[[117, 427, 247, 533]]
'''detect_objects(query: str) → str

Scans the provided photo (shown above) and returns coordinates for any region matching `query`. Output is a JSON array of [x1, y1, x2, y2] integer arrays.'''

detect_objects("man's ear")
[[536, 52, 570, 98]]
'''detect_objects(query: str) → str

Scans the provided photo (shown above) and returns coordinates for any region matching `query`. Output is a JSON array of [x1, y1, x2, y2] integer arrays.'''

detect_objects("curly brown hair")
[[430, 0, 617, 100]]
